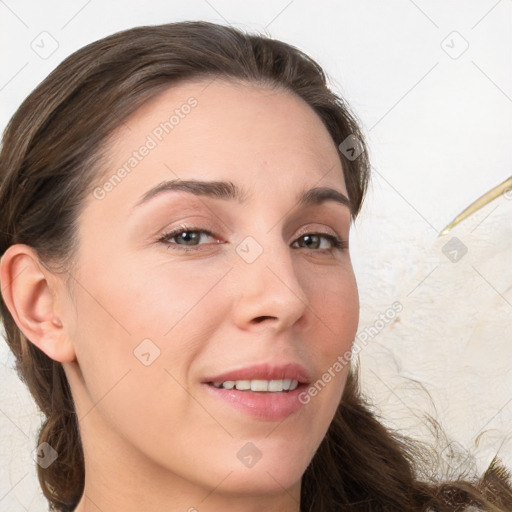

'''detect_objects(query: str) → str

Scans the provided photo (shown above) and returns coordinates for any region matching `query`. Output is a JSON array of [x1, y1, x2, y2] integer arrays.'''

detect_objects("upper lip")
[[203, 362, 311, 384]]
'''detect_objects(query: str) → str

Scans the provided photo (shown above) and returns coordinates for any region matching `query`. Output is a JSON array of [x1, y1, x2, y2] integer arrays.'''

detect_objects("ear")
[[0, 244, 76, 363]]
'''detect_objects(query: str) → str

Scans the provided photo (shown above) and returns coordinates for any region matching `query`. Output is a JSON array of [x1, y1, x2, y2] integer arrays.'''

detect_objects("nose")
[[230, 236, 310, 333]]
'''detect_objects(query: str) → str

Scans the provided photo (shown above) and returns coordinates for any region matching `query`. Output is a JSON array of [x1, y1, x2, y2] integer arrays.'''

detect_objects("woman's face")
[[62, 78, 359, 503]]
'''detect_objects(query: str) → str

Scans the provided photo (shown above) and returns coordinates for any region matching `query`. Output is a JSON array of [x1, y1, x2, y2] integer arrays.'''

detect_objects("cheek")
[[71, 246, 232, 377], [82, 254, 223, 339], [301, 261, 359, 345], [70, 258, 231, 425], [306, 263, 358, 402], [294, 261, 358, 409], [67, 262, 226, 460], [124, 257, 228, 327]]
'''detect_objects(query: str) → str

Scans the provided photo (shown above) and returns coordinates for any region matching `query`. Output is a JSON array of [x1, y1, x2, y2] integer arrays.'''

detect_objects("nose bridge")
[[230, 226, 309, 328]]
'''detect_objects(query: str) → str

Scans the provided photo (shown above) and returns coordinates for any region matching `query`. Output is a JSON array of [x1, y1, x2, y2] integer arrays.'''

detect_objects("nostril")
[[253, 315, 275, 323]]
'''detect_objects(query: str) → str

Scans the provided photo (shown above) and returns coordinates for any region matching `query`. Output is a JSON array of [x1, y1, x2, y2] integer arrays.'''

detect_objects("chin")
[[217, 464, 305, 496], [209, 440, 313, 495]]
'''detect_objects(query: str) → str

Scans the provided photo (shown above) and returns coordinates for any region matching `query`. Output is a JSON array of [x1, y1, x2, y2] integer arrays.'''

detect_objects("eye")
[[157, 225, 347, 253], [157, 225, 219, 251], [292, 233, 347, 252]]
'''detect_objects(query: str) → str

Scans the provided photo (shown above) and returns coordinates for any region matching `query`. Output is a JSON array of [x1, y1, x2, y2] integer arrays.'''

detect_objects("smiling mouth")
[[202, 367, 309, 421], [207, 379, 300, 392]]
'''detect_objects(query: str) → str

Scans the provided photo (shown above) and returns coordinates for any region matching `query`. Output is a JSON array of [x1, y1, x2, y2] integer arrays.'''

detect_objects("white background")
[[1, 1, 511, 510]]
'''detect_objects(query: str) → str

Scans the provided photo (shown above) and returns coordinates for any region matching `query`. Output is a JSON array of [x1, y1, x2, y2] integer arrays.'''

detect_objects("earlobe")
[[0, 244, 76, 363]]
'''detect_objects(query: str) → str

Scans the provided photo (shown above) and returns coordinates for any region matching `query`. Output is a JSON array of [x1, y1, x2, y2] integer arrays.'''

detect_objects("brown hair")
[[0, 20, 510, 512]]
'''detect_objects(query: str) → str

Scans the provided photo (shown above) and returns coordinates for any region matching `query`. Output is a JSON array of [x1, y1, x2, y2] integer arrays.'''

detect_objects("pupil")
[[303, 235, 318, 248], [180, 232, 197, 245]]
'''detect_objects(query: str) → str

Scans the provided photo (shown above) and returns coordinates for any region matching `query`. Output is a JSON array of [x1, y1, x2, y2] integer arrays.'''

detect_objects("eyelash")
[[156, 225, 348, 253]]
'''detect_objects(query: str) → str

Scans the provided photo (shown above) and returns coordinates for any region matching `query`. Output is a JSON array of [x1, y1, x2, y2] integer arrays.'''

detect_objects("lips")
[[202, 362, 311, 385], [201, 362, 311, 421]]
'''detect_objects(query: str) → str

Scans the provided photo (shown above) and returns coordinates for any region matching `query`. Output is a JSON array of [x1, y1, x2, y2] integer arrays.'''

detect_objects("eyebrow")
[[130, 179, 353, 214]]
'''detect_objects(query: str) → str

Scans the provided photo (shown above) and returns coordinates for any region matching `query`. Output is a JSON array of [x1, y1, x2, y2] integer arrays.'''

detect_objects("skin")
[[0, 78, 359, 512]]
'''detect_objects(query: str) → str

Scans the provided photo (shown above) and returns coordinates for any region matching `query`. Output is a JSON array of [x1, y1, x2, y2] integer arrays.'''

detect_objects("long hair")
[[0, 21, 510, 512]]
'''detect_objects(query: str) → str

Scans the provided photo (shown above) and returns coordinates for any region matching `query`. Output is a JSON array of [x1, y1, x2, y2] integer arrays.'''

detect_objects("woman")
[[0, 21, 510, 512]]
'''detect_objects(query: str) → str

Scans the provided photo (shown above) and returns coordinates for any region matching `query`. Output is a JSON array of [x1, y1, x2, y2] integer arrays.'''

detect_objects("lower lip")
[[202, 383, 307, 421]]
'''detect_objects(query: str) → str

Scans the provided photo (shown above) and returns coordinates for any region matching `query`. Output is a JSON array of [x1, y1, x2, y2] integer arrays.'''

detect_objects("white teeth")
[[251, 379, 268, 392], [211, 379, 299, 392], [268, 379, 283, 392], [235, 380, 251, 390]]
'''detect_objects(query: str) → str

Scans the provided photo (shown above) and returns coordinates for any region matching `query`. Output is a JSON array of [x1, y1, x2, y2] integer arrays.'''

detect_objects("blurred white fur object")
[[353, 177, 512, 478]]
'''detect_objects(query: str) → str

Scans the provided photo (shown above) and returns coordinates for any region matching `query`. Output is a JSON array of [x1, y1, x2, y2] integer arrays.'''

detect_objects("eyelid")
[[294, 223, 342, 240], [157, 222, 347, 254], [156, 224, 221, 250], [158, 222, 344, 243], [158, 221, 219, 239]]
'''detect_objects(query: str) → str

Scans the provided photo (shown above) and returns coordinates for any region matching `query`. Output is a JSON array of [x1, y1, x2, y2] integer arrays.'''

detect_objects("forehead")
[[86, 78, 346, 219], [113, 78, 341, 167]]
